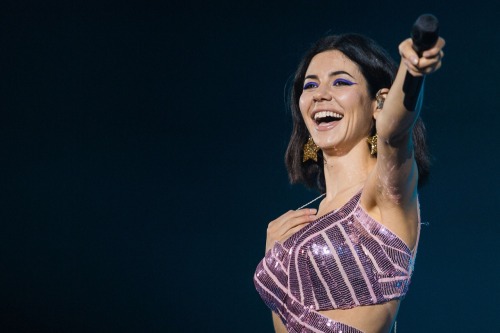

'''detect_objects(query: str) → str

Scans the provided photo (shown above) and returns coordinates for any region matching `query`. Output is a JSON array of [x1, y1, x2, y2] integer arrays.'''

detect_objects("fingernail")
[[411, 56, 418, 65], [310, 208, 317, 214]]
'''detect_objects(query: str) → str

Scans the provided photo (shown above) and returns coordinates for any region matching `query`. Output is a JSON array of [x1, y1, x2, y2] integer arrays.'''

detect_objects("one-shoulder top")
[[254, 191, 420, 332]]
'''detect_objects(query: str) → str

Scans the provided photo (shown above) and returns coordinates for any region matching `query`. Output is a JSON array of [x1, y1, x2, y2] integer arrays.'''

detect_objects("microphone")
[[402, 14, 440, 111]]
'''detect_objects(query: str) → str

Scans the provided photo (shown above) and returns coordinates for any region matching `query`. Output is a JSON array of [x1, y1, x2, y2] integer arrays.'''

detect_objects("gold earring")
[[376, 90, 385, 109], [367, 134, 378, 155], [303, 136, 320, 162]]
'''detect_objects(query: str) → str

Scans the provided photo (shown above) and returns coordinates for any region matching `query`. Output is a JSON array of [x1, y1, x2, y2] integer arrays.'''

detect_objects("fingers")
[[268, 208, 317, 232], [422, 37, 446, 58], [399, 37, 445, 76], [266, 208, 317, 248], [399, 38, 420, 67]]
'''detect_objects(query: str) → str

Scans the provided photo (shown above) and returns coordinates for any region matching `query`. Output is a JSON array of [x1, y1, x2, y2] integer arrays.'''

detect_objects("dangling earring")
[[369, 90, 384, 156], [367, 134, 378, 156], [303, 136, 320, 162], [376, 90, 385, 109]]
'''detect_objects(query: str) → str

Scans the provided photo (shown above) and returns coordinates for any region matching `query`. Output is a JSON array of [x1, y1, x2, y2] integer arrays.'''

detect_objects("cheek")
[[299, 94, 308, 114], [340, 91, 371, 115], [338, 90, 361, 103]]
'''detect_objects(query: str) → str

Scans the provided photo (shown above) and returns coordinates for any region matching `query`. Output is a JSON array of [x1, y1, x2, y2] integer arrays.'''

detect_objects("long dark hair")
[[285, 33, 430, 192]]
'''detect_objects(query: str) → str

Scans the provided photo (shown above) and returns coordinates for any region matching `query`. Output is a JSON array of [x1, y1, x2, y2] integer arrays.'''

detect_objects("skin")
[[266, 37, 445, 333]]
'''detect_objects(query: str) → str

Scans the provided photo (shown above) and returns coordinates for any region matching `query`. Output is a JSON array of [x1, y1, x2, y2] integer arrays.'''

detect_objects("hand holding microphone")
[[400, 14, 445, 110]]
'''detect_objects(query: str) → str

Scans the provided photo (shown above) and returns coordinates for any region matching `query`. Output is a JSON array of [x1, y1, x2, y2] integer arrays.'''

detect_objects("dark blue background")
[[2, 1, 499, 332]]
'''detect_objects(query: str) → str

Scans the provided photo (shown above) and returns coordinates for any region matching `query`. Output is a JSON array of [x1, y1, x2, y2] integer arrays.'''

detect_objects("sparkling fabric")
[[254, 191, 420, 333]]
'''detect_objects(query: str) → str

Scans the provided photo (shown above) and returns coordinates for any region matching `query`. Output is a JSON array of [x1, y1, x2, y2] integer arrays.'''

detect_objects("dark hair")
[[285, 33, 430, 192]]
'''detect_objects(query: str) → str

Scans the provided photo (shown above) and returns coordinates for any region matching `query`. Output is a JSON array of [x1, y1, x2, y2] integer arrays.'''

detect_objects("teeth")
[[314, 111, 343, 120]]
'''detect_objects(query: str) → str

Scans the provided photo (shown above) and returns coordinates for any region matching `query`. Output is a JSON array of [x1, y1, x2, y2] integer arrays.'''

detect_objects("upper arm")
[[371, 133, 418, 208]]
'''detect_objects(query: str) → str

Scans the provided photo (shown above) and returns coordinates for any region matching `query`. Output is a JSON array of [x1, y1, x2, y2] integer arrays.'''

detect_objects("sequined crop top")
[[254, 191, 420, 329]]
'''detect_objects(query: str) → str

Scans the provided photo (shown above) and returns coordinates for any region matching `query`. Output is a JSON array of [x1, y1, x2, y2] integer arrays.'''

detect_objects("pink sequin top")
[[254, 191, 420, 332]]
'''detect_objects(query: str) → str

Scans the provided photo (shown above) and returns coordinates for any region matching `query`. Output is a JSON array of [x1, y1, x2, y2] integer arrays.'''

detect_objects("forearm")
[[376, 59, 422, 143]]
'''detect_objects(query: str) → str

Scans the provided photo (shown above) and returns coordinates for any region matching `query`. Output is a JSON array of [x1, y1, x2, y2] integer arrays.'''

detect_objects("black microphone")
[[402, 14, 440, 111]]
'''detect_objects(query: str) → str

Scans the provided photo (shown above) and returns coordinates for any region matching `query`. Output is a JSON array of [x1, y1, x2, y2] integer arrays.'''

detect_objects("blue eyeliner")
[[303, 82, 318, 89], [333, 78, 356, 86]]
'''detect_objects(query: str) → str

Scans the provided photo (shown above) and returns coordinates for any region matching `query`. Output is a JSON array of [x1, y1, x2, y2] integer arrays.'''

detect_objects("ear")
[[373, 88, 390, 120]]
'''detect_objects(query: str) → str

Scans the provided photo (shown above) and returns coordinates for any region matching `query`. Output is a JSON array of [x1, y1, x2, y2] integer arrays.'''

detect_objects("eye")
[[333, 78, 355, 86], [303, 82, 318, 90]]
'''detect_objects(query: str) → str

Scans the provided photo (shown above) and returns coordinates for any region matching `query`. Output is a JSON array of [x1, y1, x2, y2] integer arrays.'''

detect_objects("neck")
[[322, 142, 375, 199]]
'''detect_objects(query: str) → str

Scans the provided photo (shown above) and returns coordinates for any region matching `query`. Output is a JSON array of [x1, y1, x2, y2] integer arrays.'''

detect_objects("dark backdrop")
[[2, 1, 499, 332]]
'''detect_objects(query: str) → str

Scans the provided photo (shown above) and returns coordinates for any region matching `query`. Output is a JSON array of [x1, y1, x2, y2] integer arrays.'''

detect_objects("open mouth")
[[314, 111, 344, 125]]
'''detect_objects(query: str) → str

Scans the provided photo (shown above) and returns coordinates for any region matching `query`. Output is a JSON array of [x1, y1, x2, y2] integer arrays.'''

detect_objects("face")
[[299, 50, 376, 156]]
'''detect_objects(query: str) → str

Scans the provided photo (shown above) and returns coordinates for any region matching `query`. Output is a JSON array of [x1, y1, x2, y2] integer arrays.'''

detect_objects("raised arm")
[[370, 37, 445, 206]]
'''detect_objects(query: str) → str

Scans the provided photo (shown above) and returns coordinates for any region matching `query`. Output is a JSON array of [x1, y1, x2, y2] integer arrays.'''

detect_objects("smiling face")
[[299, 50, 376, 156]]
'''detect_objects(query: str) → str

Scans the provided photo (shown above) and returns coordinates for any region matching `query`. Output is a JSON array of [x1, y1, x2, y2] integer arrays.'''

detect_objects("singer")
[[254, 31, 445, 333]]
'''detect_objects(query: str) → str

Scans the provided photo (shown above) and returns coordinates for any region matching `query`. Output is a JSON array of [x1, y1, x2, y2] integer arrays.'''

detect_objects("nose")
[[313, 85, 332, 102]]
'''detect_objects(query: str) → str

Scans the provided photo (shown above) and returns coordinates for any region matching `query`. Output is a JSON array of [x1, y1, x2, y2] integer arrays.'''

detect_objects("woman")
[[254, 33, 445, 333]]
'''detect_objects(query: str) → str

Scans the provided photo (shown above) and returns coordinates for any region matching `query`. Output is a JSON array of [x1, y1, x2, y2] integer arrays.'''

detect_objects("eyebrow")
[[304, 70, 355, 80]]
